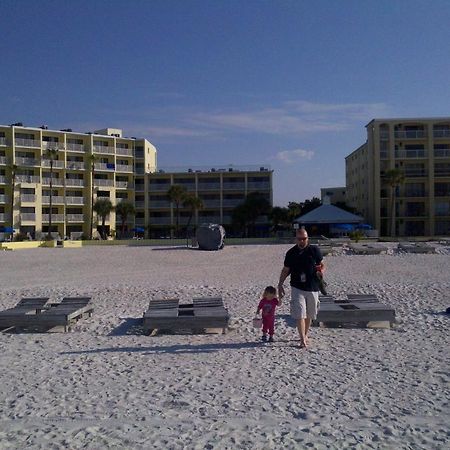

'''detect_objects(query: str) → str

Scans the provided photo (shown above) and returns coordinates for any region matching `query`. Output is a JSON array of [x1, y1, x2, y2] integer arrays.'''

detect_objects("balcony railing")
[[66, 143, 86, 152], [394, 130, 426, 139], [0, 137, 8, 146], [403, 191, 427, 198], [0, 194, 7, 203], [149, 184, 171, 191], [65, 178, 84, 187], [395, 150, 427, 159], [247, 182, 271, 190], [116, 148, 133, 156], [94, 179, 114, 187], [404, 170, 427, 178], [435, 170, 450, 177], [135, 184, 145, 191], [197, 183, 220, 190], [16, 175, 40, 184], [116, 164, 133, 173], [0, 213, 5, 221], [42, 177, 64, 187], [135, 201, 145, 208], [0, 156, 8, 165], [223, 183, 245, 190], [15, 138, 40, 148], [42, 142, 65, 150], [93, 145, 114, 154], [67, 214, 85, 222], [20, 213, 36, 221], [202, 200, 221, 208], [435, 209, 450, 217], [223, 199, 244, 207], [434, 149, 450, 158], [66, 161, 85, 170], [66, 196, 84, 205], [94, 162, 115, 171], [42, 196, 65, 204], [149, 201, 171, 208], [115, 181, 132, 188], [198, 216, 221, 223], [433, 130, 450, 138], [41, 159, 65, 168], [20, 194, 36, 203], [149, 217, 172, 225], [15, 157, 40, 166], [42, 214, 65, 223], [0, 176, 7, 184]]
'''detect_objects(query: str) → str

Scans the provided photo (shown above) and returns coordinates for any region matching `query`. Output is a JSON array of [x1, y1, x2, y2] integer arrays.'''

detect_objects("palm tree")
[[8, 163, 17, 240], [167, 184, 187, 237], [269, 206, 290, 233], [384, 168, 405, 237], [93, 198, 114, 240], [182, 194, 203, 243], [88, 154, 98, 239], [44, 147, 59, 239], [115, 200, 135, 239]]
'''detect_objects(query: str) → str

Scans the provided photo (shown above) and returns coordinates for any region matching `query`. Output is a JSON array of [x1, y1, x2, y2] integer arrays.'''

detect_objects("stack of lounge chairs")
[[143, 297, 229, 335], [0, 297, 93, 332], [315, 293, 395, 327]]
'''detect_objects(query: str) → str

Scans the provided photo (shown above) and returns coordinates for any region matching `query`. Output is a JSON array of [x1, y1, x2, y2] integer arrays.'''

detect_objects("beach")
[[0, 243, 449, 449]]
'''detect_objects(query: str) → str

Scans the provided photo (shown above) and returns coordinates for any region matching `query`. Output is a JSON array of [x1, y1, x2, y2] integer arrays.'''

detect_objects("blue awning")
[[132, 227, 145, 233]]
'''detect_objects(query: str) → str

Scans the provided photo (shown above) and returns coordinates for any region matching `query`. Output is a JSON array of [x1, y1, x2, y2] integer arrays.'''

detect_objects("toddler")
[[256, 286, 280, 342]]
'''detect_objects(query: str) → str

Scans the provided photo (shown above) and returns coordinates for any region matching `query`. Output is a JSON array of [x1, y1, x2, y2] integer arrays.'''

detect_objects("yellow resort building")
[[0, 123, 273, 239], [346, 117, 450, 237]]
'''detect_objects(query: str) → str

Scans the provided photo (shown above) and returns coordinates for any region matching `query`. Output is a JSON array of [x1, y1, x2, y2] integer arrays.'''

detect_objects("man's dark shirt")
[[284, 244, 323, 291]]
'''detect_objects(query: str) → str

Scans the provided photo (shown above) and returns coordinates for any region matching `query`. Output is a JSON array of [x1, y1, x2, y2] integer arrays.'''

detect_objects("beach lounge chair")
[[143, 297, 229, 335], [0, 298, 49, 330], [315, 293, 395, 327]]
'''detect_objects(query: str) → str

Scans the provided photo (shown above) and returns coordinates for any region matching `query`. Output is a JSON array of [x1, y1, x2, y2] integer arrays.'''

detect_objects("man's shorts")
[[290, 287, 319, 320]]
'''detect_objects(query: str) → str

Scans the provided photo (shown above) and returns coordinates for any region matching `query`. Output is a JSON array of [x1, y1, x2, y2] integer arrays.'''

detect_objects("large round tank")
[[196, 223, 225, 250]]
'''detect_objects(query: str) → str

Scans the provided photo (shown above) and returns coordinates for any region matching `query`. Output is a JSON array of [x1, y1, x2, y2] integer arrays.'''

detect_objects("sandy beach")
[[0, 243, 449, 449]]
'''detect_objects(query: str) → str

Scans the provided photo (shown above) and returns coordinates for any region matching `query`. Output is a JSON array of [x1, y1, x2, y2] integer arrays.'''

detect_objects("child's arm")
[[256, 300, 263, 316]]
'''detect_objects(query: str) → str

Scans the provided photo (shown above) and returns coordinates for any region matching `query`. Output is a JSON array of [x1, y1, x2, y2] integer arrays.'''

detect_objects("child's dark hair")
[[264, 286, 276, 295]]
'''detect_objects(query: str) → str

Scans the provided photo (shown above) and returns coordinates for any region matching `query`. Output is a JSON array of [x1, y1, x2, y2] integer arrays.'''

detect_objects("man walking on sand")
[[278, 228, 324, 349]]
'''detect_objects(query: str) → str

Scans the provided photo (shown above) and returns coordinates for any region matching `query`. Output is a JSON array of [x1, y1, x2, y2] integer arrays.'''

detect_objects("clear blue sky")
[[1, 0, 450, 206]]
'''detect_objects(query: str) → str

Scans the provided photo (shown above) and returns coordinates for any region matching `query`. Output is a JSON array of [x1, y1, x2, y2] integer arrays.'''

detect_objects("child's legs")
[[263, 317, 275, 336]]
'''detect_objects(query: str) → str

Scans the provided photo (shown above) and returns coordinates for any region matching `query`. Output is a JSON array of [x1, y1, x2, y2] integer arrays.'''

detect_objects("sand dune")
[[0, 244, 449, 449]]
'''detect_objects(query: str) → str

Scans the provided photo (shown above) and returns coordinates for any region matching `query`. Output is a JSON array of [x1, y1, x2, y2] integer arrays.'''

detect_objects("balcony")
[[65, 178, 85, 187], [0, 137, 8, 146], [434, 149, 450, 158], [94, 178, 114, 187], [66, 143, 86, 153], [116, 148, 133, 156], [149, 217, 172, 225], [0, 176, 7, 184], [433, 130, 450, 138], [94, 162, 115, 171], [93, 145, 114, 154], [135, 184, 145, 192], [0, 213, 5, 222], [41, 159, 65, 169], [0, 194, 7, 203], [223, 199, 244, 207], [380, 150, 388, 159], [395, 149, 427, 159], [198, 216, 221, 223], [42, 196, 65, 204], [42, 214, 65, 223], [15, 138, 40, 148], [223, 183, 245, 190], [202, 200, 221, 208], [16, 175, 40, 184], [247, 182, 271, 190], [42, 142, 65, 150], [149, 184, 171, 192], [115, 181, 133, 188], [149, 201, 171, 208], [394, 130, 426, 139], [403, 191, 427, 198], [67, 214, 85, 222], [116, 164, 133, 173], [435, 169, 450, 177], [66, 161, 85, 170], [197, 183, 220, 191], [135, 201, 145, 208], [42, 177, 64, 187], [404, 170, 427, 178], [66, 196, 84, 205], [0, 156, 8, 165], [20, 194, 36, 203], [15, 157, 40, 167], [20, 213, 36, 221]]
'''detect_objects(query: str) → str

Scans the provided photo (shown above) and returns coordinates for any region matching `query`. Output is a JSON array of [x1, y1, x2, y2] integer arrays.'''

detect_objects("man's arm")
[[278, 266, 290, 299]]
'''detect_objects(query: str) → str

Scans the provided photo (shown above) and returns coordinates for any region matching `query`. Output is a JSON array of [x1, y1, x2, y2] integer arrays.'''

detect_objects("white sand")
[[0, 244, 449, 449]]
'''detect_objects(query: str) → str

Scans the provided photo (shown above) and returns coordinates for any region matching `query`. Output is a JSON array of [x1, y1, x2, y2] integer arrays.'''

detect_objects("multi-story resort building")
[[0, 124, 273, 239], [346, 117, 450, 237]]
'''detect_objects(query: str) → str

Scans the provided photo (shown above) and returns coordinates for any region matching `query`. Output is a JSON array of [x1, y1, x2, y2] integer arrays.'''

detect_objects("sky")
[[1, 0, 450, 206]]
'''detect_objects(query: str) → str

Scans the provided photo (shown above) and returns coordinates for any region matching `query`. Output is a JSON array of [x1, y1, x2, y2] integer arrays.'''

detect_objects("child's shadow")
[[278, 314, 297, 328]]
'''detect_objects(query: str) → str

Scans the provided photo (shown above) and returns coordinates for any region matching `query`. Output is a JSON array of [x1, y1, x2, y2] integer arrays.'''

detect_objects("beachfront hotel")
[[346, 117, 450, 237], [0, 123, 273, 239]]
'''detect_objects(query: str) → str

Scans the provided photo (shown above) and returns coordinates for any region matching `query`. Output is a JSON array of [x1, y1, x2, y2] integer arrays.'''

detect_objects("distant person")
[[255, 286, 280, 343], [278, 228, 324, 349]]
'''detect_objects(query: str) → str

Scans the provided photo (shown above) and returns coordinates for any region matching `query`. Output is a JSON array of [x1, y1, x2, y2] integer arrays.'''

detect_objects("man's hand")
[[278, 284, 285, 299]]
